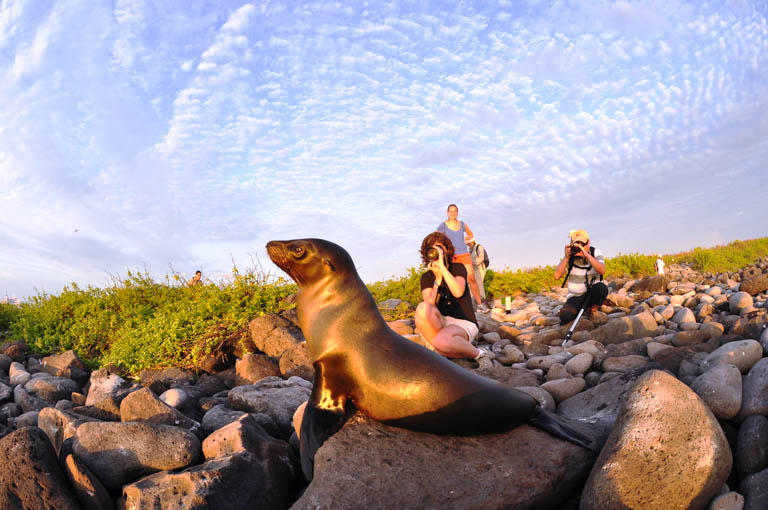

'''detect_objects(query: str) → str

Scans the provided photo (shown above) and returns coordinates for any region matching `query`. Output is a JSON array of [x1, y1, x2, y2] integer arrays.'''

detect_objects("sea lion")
[[266, 238, 596, 480]]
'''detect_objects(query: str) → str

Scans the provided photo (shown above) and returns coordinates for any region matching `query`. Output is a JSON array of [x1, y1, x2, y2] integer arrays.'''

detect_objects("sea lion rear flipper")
[[300, 360, 349, 481], [531, 407, 603, 452]]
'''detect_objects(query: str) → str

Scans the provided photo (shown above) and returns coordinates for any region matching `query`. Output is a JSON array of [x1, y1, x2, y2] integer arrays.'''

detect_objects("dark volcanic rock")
[[123, 451, 295, 510], [0, 427, 82, 510], [248, 314, 305, 358], [740, 274, 768, 296], [119, 387, 201, 436], [73, 421, 202, 490], [228, 376, 311, 439], [558, 366, 658, 438], [736, 414, 768, 480], [235, 353, 281, 385], [63, 453, 115, 510], [739, 467, 768, 510], [630, 275, 669, 293], [291, 414, 596, 510], [580, 370, 731, 510]]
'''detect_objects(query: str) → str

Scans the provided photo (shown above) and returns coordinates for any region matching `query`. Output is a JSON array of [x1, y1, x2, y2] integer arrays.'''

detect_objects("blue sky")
[[1, 0, 767, 299]]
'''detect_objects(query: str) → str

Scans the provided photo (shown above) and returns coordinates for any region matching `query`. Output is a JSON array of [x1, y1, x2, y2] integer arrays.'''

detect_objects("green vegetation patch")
[[7, 267, 295, 374], [670, 238, 768, 274]]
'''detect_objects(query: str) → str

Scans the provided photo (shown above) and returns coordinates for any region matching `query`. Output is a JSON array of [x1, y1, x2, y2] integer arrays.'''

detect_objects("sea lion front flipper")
[[299, 360, 349, 481]]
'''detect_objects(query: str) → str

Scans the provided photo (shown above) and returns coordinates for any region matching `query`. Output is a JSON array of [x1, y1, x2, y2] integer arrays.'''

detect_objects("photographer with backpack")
[[554, 229, 608, 325]]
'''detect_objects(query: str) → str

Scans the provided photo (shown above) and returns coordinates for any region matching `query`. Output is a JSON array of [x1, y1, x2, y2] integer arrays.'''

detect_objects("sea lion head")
[[266, 238, 355, 287]]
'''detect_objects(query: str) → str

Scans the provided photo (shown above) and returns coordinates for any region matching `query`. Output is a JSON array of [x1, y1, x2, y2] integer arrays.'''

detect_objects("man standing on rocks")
[[554, 229, 608, 324], [655, 254, 665, 275]]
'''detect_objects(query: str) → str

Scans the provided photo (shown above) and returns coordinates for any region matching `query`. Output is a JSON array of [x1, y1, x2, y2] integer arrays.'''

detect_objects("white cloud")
[[0, 0, 766, 298]]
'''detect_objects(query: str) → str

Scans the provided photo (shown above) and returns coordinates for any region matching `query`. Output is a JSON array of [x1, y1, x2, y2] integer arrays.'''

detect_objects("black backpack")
[[561, 246, 602, 288]]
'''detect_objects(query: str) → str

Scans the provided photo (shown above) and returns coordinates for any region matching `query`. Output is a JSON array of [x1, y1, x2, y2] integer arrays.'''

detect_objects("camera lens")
[[425, 247, 439, 261]]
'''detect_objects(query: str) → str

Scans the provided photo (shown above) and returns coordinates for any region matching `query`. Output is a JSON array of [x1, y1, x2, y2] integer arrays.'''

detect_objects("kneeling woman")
[[415, 232, 489, 361]]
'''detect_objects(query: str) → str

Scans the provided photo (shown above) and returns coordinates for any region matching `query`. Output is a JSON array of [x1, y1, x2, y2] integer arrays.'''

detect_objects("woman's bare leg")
[[431, 325, 480, 358], [464, 263, 482, 307], [415, 301, 444, 343]]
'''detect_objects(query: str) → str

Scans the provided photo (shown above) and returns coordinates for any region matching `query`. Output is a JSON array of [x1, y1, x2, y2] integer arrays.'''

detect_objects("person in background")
[[415, 232, 490, 361], [436, 204, 484, 312], [187, 270, 203, 287], [655, 254, 665, 275], [553, 229, 608, 324], [467, 236, 489, 309]]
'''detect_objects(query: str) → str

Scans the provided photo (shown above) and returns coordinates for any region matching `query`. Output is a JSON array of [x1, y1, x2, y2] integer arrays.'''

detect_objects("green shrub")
[[367, 267, 423, 306], [0, 303, 20, 333], [605, 253, 656, 279], [486, 266, 558, 297], [672, 238, 768, 273], [8, 266, 296, 374]]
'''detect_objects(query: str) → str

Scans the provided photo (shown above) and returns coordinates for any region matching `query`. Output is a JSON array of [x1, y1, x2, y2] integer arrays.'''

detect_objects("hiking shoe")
[[474, 348, 493, 369], [474, 347, 489, 360]]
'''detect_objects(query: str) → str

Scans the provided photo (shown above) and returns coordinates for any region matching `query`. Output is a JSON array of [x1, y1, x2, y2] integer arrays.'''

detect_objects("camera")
[[567, 243, 581, 256], [425, 246, 441, 262]]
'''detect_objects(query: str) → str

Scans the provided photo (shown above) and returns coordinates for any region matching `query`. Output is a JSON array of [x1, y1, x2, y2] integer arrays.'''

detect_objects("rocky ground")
[[1, 259, 768, 509]]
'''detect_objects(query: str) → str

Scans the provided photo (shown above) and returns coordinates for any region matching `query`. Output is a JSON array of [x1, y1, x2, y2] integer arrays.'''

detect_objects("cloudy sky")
[[1, 0, 767, 299]]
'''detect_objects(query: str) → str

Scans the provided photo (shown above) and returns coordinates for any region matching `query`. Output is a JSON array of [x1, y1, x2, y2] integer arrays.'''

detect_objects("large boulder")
[[650, 343, 718, 376], [24, 374, 81, 401], [0, 381, 12, 405], [38, 407, 100, 455], [138, 367, 197, 389], [119, 387, 201, 436], [737, 358, 768, 421], [689, 363, 742, 420], [558, 366, 657, 438], [580, 370, 731, 510], [631, 276, 669, 293], [201, 404, 246, 434], [40, 350, 89, 384], [41, 350, 85, 372], [85, 368, 136, 420], [704, 339, 763, 374], [63, 453, 115, 510], [0, 427, 82, 509], [235, 353, 281, 385], [278, 341, 314, 381], [739, 467, 768, 510], [14, 384, 51, 413], [291, 414, 596, 510], [736, 414, 768, 480], [203, 414, 286, 461], [248, 314, 305, 357], [228, 376, 311, 439], [122, 451, 295, 510], [732, 314, 768, 340], [73, 421, 202, 490], [588, 312, 659, 344], [740, 274, 768, 296], [729, 292, 754, 315]]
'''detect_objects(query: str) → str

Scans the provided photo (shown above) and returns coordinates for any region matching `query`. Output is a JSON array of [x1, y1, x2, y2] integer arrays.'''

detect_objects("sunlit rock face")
[[580, 369, 732, 510]]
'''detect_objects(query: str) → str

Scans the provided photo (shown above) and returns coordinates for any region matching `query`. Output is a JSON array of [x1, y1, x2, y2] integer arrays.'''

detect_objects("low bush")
[[8, 266, 295, 374], [671, 238, 768, 273]]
